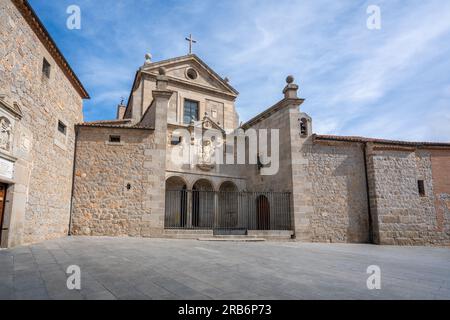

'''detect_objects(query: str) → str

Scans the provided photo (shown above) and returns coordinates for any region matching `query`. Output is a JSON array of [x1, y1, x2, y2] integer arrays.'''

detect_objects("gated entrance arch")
[[218, 181, 239, 228], [192, 179, 214, 228], [165, 177, 187, 228], [165, 187, 291, 232]]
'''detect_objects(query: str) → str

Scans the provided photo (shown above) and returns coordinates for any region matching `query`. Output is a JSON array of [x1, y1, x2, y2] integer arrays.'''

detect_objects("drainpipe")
[[362, 142, 374, 244], [68, 125, 79, 236]]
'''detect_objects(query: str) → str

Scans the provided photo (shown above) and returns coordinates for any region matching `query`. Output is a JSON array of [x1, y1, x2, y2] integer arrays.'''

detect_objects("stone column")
[[186, 191, 193, 228], [214, 192, 219, 228]]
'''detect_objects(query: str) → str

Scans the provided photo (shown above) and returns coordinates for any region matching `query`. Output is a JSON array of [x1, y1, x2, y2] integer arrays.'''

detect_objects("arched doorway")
[[192, 179, 214, 228], [165, 177, 187, 228], [256, 195, 270, 230], [219, 181, 239, 228]]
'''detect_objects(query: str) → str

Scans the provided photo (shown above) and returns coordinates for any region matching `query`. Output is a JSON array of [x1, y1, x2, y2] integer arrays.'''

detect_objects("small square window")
[[57, 120, 67, 135], [418, 180, 425, 197], [109, 135, 121, 143], [42, 58, 51, 78]]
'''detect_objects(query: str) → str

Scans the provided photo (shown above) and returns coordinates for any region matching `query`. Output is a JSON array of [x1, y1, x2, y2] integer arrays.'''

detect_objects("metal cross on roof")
[[185, 34, 197, 54]]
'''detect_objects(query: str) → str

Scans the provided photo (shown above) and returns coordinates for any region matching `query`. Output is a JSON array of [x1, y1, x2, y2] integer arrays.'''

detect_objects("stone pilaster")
[[280, 76, 312, 240], [141, 76, 173, 236]]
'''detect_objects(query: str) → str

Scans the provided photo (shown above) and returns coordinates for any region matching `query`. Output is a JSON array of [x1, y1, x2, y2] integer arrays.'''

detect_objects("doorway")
[[256, 195, 270, 230]]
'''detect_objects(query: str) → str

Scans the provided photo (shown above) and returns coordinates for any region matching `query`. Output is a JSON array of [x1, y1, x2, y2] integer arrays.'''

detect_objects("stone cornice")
[[0, 150, 18, 162], [242, 98, 304, 129], [152, 90, 174, 99], [143, 72, 237, 100], [141, 54, 239, 95], [11, 0, 89, 99]]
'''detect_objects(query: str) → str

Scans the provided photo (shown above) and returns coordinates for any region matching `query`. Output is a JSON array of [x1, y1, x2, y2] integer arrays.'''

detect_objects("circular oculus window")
[[186, 68, 198, 80]]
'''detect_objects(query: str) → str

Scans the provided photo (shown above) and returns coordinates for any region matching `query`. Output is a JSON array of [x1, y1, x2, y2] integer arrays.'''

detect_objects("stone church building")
[[1, 0, 449, 248], [0, 0, 89, 248]]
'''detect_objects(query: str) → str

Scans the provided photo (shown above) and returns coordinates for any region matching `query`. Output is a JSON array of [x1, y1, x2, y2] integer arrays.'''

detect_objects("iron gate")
[[164, 190, 292, 231]]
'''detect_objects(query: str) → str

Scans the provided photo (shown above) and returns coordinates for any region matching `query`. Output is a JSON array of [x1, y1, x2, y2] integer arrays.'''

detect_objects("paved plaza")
[[0, 237, 449, 300]]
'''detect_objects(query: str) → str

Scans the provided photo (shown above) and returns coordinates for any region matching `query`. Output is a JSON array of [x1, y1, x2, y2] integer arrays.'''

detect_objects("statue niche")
[[197, 139, 215, 171], [0, 117, 12, 152]]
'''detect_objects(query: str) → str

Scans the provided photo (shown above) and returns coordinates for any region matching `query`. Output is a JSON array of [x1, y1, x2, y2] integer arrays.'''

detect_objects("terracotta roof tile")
[[314, 134, 450, 147], [76, 119, 153, 130]]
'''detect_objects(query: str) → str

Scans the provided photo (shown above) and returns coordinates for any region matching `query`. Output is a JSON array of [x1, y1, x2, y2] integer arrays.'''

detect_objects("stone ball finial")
[[158, 67, 166, 76], [286, 75, 295, 84]]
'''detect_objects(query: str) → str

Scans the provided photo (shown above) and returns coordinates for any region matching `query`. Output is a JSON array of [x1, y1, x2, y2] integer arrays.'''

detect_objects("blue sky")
[[29, 0, 450, 142]]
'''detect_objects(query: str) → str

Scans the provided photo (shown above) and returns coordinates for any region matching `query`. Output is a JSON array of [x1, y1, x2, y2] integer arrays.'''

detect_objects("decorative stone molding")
[[0, 117, 12, 152], [0, 94, 23, 119]]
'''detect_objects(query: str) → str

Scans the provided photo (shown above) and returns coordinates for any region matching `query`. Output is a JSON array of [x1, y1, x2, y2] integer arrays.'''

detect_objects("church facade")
[[71, 53, 450, 246], [1, 0, 449, 248]]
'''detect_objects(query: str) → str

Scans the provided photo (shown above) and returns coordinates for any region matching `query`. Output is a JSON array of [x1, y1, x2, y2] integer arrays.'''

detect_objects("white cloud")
[[31, 0, 450, 141]]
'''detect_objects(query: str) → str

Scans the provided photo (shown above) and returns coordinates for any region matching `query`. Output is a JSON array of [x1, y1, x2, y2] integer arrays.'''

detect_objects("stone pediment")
[[141, 54, 238, 97], [0, 94, 23, 119], [201, 115, 224, 133]]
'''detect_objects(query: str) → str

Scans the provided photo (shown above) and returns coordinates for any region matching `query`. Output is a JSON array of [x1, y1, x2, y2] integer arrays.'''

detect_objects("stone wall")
[[165, 124, 247, 192], [140, 71, 238, 130], [71, 127, 166, 237], [245, 106, 294, 193], [0, 0, 84, 247], [368, 146, 449, 245], [304, 141, 370, 243]]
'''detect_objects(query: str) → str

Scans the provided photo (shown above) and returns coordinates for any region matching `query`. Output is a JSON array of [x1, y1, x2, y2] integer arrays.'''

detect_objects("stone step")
[[164, 229, 212, 234], [163, 229, 213, 239], [198, 236, 266, 242]]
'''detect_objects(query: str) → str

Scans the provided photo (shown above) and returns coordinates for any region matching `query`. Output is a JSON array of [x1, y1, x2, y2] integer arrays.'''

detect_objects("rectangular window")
[[42, 58, 51, 78], [57, 120, 67, 135], [418, 180, 425, 197], [109, 135, 121, 143], [183, 99, 199, 124]]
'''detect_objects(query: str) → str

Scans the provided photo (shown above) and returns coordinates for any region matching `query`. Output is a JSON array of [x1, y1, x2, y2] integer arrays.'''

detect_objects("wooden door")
[[257, 195, 270, 230], [0, 184, 6, 242]]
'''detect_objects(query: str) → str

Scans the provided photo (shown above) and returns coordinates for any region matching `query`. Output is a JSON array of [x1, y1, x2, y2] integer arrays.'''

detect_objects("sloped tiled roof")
[[314, 134, 450, 148], [76, 119, 153, 130]]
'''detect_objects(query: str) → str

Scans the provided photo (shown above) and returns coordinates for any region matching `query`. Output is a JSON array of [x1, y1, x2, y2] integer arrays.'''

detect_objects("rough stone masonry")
[[1, 0, 449, 248]]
